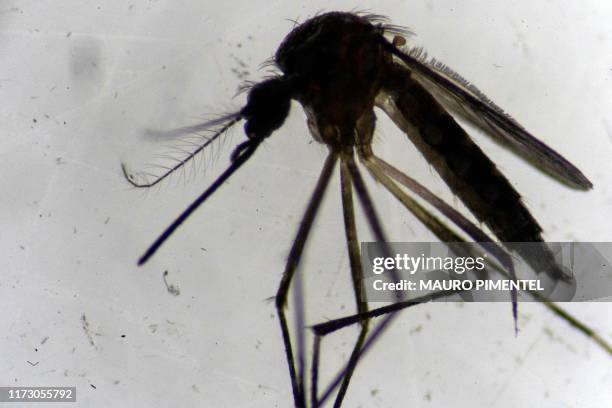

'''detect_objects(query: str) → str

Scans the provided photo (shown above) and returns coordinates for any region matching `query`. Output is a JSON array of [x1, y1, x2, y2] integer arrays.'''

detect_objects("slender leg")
[[331, 155, 612, 356], [310, 154, 370, 408], [369, 155, 516, 268], [364, 158, 464, 243], [366, 155, 519, 323], [312, 283, 612, 355], [314, 289, 458, 335], [310, 334, 321, 407], [328, 156, 371, 408], [318, 155, 402, 406], [318, 153, 506, 405], [276, 151, 338, 408], [364, 155, 519, 323]]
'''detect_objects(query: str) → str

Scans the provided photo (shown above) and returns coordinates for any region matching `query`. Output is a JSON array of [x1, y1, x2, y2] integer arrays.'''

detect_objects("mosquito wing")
[[382, 39, 592, 190]]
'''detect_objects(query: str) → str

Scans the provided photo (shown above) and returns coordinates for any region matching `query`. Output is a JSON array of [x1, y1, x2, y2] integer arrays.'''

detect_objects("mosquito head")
[[240, 77, 292, 140]]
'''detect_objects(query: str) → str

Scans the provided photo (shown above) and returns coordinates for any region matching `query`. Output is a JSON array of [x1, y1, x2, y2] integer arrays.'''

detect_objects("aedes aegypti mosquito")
[[123, 11, 611, 408]]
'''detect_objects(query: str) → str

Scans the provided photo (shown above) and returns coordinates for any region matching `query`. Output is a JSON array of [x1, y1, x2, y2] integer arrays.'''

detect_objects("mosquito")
[[122, 11, 611, 408]]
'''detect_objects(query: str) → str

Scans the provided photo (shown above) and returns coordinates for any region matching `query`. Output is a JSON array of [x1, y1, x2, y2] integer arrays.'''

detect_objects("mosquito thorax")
[[240, 78, 292, 140], [274, 12, 392, 148]]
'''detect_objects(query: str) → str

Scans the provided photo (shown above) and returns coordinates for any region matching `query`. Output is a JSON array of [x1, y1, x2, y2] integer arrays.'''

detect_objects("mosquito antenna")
[[122, 114, 242, 188], [137, 139, 261, 265]]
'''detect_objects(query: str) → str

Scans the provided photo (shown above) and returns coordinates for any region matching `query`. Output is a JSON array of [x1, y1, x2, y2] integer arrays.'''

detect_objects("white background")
[[1, 1, 611, 407]]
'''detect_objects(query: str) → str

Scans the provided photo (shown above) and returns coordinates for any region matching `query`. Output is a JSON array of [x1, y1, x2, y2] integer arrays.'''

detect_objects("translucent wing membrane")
[[122, 113, 242, 188], [380, 37, 593, 190]]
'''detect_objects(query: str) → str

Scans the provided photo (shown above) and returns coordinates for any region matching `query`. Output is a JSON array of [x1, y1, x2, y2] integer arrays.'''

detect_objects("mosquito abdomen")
[[381, 64, 567, 279]]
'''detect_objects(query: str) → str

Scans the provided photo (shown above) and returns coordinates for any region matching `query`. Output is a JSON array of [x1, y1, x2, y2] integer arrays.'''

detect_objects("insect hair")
[[122, 112, 242, 189], [402, 45, 514, 121]]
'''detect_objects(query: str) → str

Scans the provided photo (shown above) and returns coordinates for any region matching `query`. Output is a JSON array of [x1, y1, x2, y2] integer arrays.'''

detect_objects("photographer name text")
[[372, 279, 544, 292]]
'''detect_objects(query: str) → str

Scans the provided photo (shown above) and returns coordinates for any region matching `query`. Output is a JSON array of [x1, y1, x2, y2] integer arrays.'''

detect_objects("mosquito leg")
[[313, 284, 612, 357], [366, 154, 517, 271], [319, 152, 505, 405], [276, 151, 338, 408], [317, 155, 403, 407], [364, 156, 518, 324], [310, 333, 322, 408], [323, 156, 371, 408], [314, 289, 459, 336], [363, 158, 464, 243], [363, 155, 612, 340]]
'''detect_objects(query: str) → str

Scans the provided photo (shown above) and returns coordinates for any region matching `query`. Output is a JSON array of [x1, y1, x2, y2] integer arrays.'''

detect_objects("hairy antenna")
[[122, 114, 242, 188]]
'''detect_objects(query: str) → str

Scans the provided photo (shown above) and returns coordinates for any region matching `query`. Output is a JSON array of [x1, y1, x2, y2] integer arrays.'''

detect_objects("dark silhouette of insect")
[[123, 11, 609, 408]]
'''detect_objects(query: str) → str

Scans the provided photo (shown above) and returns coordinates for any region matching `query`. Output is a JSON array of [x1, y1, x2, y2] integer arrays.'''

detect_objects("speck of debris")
[[424, 391, 432, 402], [41, 336, 49, 344], [66, 32, 72, 38], [200, 247, 207, 251], [73, 227, 77, 234], [230, 67, 250, 80], [163, 271, 181, 296], [192, 384, 200, 393], [162, 65, 166, 70], [20, 245, 25, 250], [410, 325, 423, 334], [114, 380, 120, 385], [32, 118, 37, 123], [90, 384, 96, 389], [56, 157, 66, 165], [81, 314, 99, 348], [370, 389, 380, 396], [120, 334, 126, 338], [34, 348, 38, 352], [27, 360, 39, 366]]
